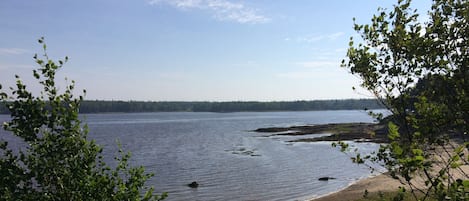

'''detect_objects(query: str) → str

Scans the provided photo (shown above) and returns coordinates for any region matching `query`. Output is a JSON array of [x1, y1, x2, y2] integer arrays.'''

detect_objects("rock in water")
[[318, 177, 336, 181], [188, 181, 199, 188]]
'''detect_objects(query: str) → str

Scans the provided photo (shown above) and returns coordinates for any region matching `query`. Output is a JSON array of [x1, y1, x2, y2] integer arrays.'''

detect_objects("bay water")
[[0, 110, 383, 200]]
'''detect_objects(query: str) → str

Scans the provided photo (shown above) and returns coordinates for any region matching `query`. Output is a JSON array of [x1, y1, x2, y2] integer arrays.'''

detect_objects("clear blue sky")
[[0, 0, 430, 101]]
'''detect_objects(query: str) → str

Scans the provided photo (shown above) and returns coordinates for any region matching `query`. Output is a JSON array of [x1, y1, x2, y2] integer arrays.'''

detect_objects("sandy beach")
[[309, 173, 402, 201], [309, 146, 469, 201], [255, 124, 469, 201], [256, 123, 399, 201]]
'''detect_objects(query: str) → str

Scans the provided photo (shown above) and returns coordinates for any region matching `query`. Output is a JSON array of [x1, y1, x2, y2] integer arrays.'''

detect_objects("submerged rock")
[[318, 177, 336, 181], [188, 181, 199, 188]]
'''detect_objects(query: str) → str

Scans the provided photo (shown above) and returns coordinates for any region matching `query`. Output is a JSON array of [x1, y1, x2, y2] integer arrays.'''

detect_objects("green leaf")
[[392, 143, 403, 156], [415, 155, 424, 162], [412, 148, 423, 156], [455, 145, 464, 154], [388, 122, 400, 140], [462, 180, 469, 188], [451, 161, 461, 169]]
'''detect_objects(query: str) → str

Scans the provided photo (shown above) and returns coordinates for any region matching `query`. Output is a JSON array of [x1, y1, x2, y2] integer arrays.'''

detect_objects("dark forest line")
[[0, 99, 385, 114]]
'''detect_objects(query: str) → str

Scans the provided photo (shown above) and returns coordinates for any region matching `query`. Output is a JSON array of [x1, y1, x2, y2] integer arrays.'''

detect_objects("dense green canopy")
[[0, 39, 166, 201], [342, 0, 468, 200]]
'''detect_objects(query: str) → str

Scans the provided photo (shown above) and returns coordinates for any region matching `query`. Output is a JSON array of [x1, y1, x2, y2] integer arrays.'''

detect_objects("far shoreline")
[[0, 99, 385, 114]]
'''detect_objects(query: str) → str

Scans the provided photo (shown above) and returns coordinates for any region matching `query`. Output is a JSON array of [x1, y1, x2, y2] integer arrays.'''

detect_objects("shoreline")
[[254, 122, 389, 143], [254, 122, 395, 201], [308, 173, 402, 201]]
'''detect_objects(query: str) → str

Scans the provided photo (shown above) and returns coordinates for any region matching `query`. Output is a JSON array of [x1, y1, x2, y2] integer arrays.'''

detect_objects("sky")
[[0, 0, 431, 101]]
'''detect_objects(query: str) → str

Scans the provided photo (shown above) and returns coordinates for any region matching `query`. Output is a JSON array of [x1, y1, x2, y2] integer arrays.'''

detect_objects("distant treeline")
[[0, 99, 385, 114], [0, 99, 384, 114]]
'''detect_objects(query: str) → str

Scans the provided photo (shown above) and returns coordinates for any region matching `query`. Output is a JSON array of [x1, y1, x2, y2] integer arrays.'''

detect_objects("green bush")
[[341, 0, 468, 200], [0, 38, 167, 201]]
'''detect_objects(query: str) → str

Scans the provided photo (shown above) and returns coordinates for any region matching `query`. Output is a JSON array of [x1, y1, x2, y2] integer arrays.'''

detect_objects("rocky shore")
[[255, 122, 393, 201], [255, 122, 469, 201], [254, 122, 389, 143]]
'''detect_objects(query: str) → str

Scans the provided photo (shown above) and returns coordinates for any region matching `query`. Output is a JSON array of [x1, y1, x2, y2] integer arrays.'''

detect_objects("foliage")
[[0, 38, 167, 200], [341, 0, 468, 200]]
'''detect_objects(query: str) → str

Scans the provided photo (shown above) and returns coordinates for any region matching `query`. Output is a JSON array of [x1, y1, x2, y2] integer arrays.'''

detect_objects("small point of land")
[[254, 122, 388, 143]]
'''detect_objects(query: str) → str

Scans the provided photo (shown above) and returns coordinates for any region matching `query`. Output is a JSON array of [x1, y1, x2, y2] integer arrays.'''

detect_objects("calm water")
[[0, 110, 382, 201]]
